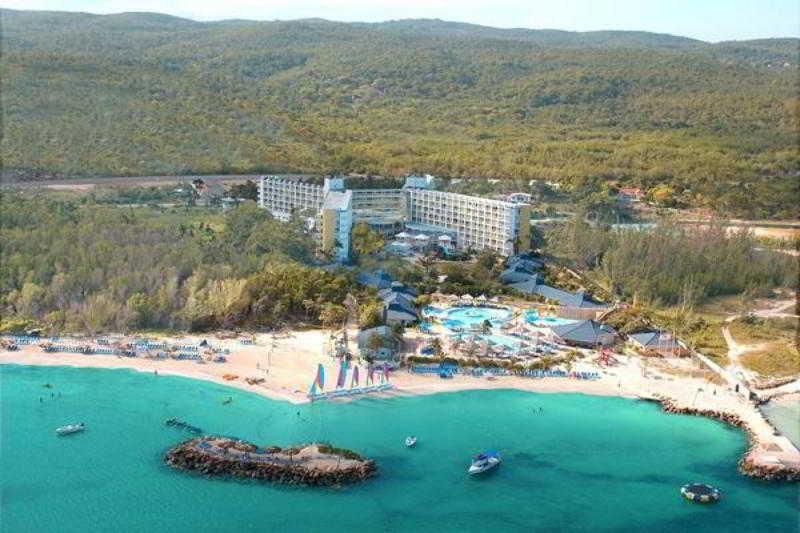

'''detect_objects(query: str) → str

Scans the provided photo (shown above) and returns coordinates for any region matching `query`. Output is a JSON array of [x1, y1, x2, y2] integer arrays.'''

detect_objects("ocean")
[[1, 364, 797, 532]]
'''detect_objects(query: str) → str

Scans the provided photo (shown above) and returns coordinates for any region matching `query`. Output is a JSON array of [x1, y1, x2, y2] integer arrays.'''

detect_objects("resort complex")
[[258, 175, 532, 261]]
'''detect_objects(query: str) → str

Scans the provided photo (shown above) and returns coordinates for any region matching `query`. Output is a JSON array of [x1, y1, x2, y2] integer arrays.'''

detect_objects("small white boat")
[[405, 436, 417, 448], [468, 450, 501, 475], [56, 423, 85, 436]]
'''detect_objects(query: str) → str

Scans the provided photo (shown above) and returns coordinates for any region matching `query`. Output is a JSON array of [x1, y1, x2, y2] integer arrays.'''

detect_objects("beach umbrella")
[[477, 294, 487, 301], [395, 231, 410, 239]]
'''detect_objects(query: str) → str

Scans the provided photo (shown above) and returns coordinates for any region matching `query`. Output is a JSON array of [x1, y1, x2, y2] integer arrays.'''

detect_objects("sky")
[[2, 0, 798, 42]]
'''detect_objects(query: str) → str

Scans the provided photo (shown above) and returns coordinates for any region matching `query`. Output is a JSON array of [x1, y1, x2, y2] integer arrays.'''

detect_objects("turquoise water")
[[524, 311, 579, 328], [2, 364, 798, 532], [426, 305, 512, 331]]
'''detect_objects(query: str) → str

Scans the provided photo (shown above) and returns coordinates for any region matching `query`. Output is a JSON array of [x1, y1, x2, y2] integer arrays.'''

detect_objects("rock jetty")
[[658, 397, 800, 482], [165, 436, 376, 486]]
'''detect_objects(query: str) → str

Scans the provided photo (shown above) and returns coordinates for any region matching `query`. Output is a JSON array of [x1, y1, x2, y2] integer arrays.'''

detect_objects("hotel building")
[[258, 175, 530, 262]]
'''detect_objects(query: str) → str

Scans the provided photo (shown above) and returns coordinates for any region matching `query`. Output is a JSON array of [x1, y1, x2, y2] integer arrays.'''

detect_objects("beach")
[[2, 328, 799, 478]]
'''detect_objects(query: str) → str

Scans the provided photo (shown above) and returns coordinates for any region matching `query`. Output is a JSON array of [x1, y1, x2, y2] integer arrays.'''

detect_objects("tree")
[[351, 222, 385, 259], [430, 337, 444, 357], [649, 184, 677, 207], [227, 180, 258, 201], [319, 303, 348, 329], [366, 332, 385, 354], [359, 301, 384, 329]]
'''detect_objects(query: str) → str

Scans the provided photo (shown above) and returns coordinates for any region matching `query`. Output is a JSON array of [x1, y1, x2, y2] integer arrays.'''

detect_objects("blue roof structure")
[[384, 304, 417, 324], [500, 270, 538, 284], [506, 278, 606, 309], [390, 281, 417, 296], [550, 320, 617, 346], [356, 269, 394, 290], [628, 331, 681, 350], [508, 277, 543, 294], [380, 291, 416, 311], [506, 256, 544, 272]]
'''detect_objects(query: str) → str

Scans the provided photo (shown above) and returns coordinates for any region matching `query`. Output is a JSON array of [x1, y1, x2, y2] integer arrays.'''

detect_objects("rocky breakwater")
[[165, 436, 376, 486], [658, 397, 800, 482]]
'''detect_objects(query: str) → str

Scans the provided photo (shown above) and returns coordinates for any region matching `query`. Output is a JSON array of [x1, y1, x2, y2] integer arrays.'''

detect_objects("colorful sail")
[[336, 358, 348, 389], [317, 363, 325, 390], [351, 366, 360, 388], [309, 363, 325, 395]]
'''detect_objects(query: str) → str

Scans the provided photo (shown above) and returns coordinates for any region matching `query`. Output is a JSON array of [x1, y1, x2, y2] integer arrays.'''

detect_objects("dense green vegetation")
[[546, 219, 797, 307], [0, 192, 372, 333], [2, 10, 798, 217]]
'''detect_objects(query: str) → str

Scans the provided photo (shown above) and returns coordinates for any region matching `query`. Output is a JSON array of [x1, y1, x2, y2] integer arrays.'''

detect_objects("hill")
[[1, 9, 797, 217]]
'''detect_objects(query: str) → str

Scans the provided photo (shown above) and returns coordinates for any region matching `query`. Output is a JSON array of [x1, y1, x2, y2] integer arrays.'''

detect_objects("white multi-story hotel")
[[258, 175, 530, 261], [405, 188, 528, 255]]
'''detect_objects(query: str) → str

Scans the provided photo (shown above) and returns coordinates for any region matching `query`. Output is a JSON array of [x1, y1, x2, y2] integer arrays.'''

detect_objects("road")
[[0, 173, 311, 188]]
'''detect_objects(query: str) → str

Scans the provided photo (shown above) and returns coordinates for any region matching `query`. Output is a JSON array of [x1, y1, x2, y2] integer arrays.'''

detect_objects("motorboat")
[[56, 423, 85, 436], [468, 450, 501, 475], [405, 436, 417, 448]]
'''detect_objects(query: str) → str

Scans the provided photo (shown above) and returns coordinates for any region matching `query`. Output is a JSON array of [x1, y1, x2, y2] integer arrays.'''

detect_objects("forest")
[[0, 192, 376, 334], [2, 9, 798, 218], [545, 217, 797, 307]]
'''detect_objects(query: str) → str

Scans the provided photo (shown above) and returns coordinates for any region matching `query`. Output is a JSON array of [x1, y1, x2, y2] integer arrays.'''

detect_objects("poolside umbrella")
[[395, 231, 410, 240], [414, 234, 430, 241], [477, 294, 487, 302], [461, 294, 473, 302]]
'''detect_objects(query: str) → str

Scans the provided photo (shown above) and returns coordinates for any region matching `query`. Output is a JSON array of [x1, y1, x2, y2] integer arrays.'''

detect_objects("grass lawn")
[[741, 343, 800, 377], [728, 316, 797, 345]]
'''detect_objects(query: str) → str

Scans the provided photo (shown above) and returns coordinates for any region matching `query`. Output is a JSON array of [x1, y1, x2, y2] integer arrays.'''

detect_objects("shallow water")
[[1, 364, 797, 532], [762, 398, 800, 449], [427, 305, 512, 330]]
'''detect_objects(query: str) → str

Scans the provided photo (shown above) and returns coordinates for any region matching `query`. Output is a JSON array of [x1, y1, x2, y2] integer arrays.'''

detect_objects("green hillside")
[[1, 9, 797, 217]]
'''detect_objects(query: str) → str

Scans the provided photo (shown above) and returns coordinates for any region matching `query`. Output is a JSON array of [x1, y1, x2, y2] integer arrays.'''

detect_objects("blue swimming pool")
[[524, 311, 579, 328], [483, 334, 523, 350], [426, 305, 512, 330]]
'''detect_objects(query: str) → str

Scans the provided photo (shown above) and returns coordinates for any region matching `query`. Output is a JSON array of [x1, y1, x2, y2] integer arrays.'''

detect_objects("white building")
[[258, 175, 531, 261]]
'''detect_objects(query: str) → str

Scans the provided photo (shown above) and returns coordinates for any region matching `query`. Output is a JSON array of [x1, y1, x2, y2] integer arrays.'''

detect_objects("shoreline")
[[3, 330, 799, 482]]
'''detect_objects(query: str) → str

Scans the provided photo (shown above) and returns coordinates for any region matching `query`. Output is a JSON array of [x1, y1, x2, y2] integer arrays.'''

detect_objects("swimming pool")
[[483, 334, 523, 350], [426, 305, 512, 330], [524, 311, 579, 328]]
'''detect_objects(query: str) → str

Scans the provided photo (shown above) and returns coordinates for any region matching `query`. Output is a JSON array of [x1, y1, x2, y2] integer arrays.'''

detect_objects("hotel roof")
[[551, 320, 617, 345]]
